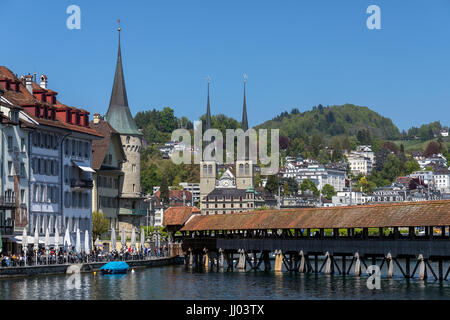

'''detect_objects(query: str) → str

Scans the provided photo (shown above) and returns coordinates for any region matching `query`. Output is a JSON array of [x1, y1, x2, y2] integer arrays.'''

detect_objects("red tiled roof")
[[90, 119, 125, 169], [0, 66, 102, 138], [163, 206, 200, 226], [180, 200, 450, 231]]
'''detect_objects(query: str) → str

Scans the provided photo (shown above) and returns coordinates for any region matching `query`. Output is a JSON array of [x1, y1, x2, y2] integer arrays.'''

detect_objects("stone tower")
[[200, 80, 217, 199], [236, 78, 254, 189], [105, 27, 143, 213]]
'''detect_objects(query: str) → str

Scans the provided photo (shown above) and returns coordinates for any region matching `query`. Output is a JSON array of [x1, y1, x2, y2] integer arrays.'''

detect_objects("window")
[[65, 140, 69, 155], [21, 138, 25, 152], [78, 141, 82, 156], [84, 142, 89, 158], [126, 136, 130, 144], [7, 136, 13, 151], [132, 164, 136, 172], [20, 189, 25, 203], [20, 163, 25, 177], [72, 140, 76, 156], [8, 161, 13, 176], [133, 184, 136, 192]]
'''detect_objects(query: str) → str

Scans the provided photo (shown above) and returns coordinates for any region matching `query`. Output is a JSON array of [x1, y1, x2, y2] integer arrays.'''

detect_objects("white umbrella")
[[45, 227, 50, 265], [131, 227, 136, 254], [111, 227, 116, 252], [22, 228, 28, 266], [140, 228, 145, 253], [121, 228, 126, 251], [33, 222, 39, 265], [75, 228, 81, 254], [64, 227, 71, 251], [54, 223, 60, 264], [84, 230, 90, 254]]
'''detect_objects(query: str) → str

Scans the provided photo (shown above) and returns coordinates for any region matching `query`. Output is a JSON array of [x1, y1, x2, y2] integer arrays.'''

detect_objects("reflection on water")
[[0, 265, 448, 300]]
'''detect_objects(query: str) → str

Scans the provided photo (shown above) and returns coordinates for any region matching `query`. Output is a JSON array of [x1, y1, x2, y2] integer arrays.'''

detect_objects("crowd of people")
[[0, 244, 169, 267]]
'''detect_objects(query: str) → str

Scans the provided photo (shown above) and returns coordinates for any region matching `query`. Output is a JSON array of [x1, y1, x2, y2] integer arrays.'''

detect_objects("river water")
[[0, 263, 449, 300]]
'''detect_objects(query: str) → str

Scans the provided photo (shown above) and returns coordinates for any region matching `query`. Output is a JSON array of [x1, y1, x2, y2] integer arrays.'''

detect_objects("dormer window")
[[76, 112, 80, 125]]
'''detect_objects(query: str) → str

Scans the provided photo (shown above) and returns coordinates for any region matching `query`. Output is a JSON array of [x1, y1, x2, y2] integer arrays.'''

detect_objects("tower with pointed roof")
[[200, 79, 217, 200], [104, 25, 145, 231], [235, 77, 254, 189]]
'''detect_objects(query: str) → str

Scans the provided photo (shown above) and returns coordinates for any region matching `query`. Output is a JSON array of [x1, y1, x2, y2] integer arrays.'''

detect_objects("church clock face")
[[223, 180, 230, 187]]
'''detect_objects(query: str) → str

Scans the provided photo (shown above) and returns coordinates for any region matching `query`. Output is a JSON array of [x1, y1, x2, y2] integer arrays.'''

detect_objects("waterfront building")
[[90, 115, 126, 231], [102, 28, 146, 234], [179, 182, 200, 205], [433, 166, 450, 193], [0, 85, 36, 252], [0, 66, 102, 250]]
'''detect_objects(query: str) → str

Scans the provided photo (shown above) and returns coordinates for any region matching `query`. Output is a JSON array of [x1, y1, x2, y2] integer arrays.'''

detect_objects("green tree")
[[321, 184, 336, 200], [264, 175, 279, 194], [300, 179, 319, 197], [160, 177, 169, 205], [92, 211, 109, 241]]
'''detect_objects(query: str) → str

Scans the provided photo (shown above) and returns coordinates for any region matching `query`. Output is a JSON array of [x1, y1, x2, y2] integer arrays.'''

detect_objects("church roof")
[[105, 29, 142, 136]]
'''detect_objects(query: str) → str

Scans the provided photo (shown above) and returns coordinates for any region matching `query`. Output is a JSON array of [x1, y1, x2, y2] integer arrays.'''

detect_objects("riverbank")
[[0, 256, 184, 279]]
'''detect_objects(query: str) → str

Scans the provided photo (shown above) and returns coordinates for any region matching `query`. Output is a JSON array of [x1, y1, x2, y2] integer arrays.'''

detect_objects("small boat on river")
[[100, 261, 130, 274]]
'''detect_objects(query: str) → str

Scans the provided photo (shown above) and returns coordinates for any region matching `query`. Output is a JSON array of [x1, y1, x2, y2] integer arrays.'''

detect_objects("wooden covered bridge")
[[164, 201, 450, 281]]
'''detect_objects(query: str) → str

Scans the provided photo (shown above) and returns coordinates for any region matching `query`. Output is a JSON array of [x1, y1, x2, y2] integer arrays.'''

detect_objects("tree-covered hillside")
[[255, 104, 401, 141]]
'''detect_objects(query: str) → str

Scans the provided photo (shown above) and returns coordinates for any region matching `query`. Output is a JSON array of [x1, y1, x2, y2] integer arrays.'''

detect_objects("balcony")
[[118, 208, 147, 216], [0, 196, 16, 208], [70, 179, 93, 189]]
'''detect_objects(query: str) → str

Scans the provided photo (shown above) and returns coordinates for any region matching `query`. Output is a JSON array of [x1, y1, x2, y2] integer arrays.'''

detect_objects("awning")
[[72, 160, 95, 173]]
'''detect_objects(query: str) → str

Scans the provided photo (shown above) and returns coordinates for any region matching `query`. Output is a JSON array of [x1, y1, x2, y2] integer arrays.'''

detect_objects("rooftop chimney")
[[40, 74, 48, 89], [23, 74, 33, 94], [93, 113, 101, 124]]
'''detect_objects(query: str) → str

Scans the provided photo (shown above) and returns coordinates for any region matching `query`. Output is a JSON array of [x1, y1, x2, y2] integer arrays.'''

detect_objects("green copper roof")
[[105, 29, 142, 136]]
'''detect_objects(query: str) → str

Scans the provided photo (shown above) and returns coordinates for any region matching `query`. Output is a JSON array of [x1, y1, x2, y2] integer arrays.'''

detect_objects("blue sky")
[[2, 0, 450, 130]]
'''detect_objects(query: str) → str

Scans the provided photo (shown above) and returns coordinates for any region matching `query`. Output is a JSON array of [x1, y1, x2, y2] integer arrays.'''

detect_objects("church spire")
[[241, 74, 248, 132], [205, 76, 212, 130], [106, 22, 142, 136]]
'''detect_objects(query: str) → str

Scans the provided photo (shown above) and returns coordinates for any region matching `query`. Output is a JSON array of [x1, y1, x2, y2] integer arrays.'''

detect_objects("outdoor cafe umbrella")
[[54, 224, 60, 263], [33, 223, 39, 264], [131, 227, 136, 254], [22, 228, 28, 266], [45, 227, 50, 265], [111, 227, 116, 252], [63, 227, 71, 252], [121, 228, 126, 252], [140, 227, 145, 253], [75, 228, 81, 254], [84, 230, 90, 262]]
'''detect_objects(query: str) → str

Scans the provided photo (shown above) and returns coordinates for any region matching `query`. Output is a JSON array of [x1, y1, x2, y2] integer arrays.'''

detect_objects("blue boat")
[[100, 261, 130, 274]]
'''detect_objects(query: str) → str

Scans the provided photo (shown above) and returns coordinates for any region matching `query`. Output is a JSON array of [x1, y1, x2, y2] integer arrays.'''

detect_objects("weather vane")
[[117, 19, 121, 32], [243, 73, 247, 83], [207, 75, 211, 83]]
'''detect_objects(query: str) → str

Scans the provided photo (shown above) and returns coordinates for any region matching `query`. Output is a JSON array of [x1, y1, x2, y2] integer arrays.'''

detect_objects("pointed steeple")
[[105, 24, 142, 136], [241, 75, 248, 132], [205, 77, 212, 130]]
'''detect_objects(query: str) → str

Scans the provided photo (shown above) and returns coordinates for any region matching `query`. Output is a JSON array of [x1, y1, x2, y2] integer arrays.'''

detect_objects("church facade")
[[199, 80, 264, 214]]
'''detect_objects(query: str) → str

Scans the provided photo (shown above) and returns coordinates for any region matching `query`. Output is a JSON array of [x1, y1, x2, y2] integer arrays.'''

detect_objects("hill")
[[255, 104, 401, 141]]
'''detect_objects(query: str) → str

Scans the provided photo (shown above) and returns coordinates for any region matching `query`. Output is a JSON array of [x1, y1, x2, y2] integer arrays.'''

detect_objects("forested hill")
[[255, 104, 401, 140]]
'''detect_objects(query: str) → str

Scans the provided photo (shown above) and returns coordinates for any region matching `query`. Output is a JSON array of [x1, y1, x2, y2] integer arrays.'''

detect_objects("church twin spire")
[[205, 75, 249, 132]]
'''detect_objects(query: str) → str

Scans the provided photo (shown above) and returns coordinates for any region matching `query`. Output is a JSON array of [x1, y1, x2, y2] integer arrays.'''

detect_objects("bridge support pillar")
[[299, 251, 305, 273], [387, 253, 394, 278], [418, 254, 426, 280], [263, 251, 271, 271], [342, 255, 346, 275], [324, 252, 331, 274], [188, 249, 193, 267], [405, 257, 411, 278], [218, 249, 224, 269], [354, 252, 361, 276], [274, 250, 283, 272], [237, 249, 246, 270], [204, 250, 209, 270]]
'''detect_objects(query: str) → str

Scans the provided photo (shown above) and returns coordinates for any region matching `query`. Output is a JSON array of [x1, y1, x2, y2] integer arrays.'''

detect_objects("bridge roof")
[[180, 200, 450, 231]]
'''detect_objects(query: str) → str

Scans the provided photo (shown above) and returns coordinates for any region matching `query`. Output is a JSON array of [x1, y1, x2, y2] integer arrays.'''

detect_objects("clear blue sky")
[[2, 0, 450, 130]]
